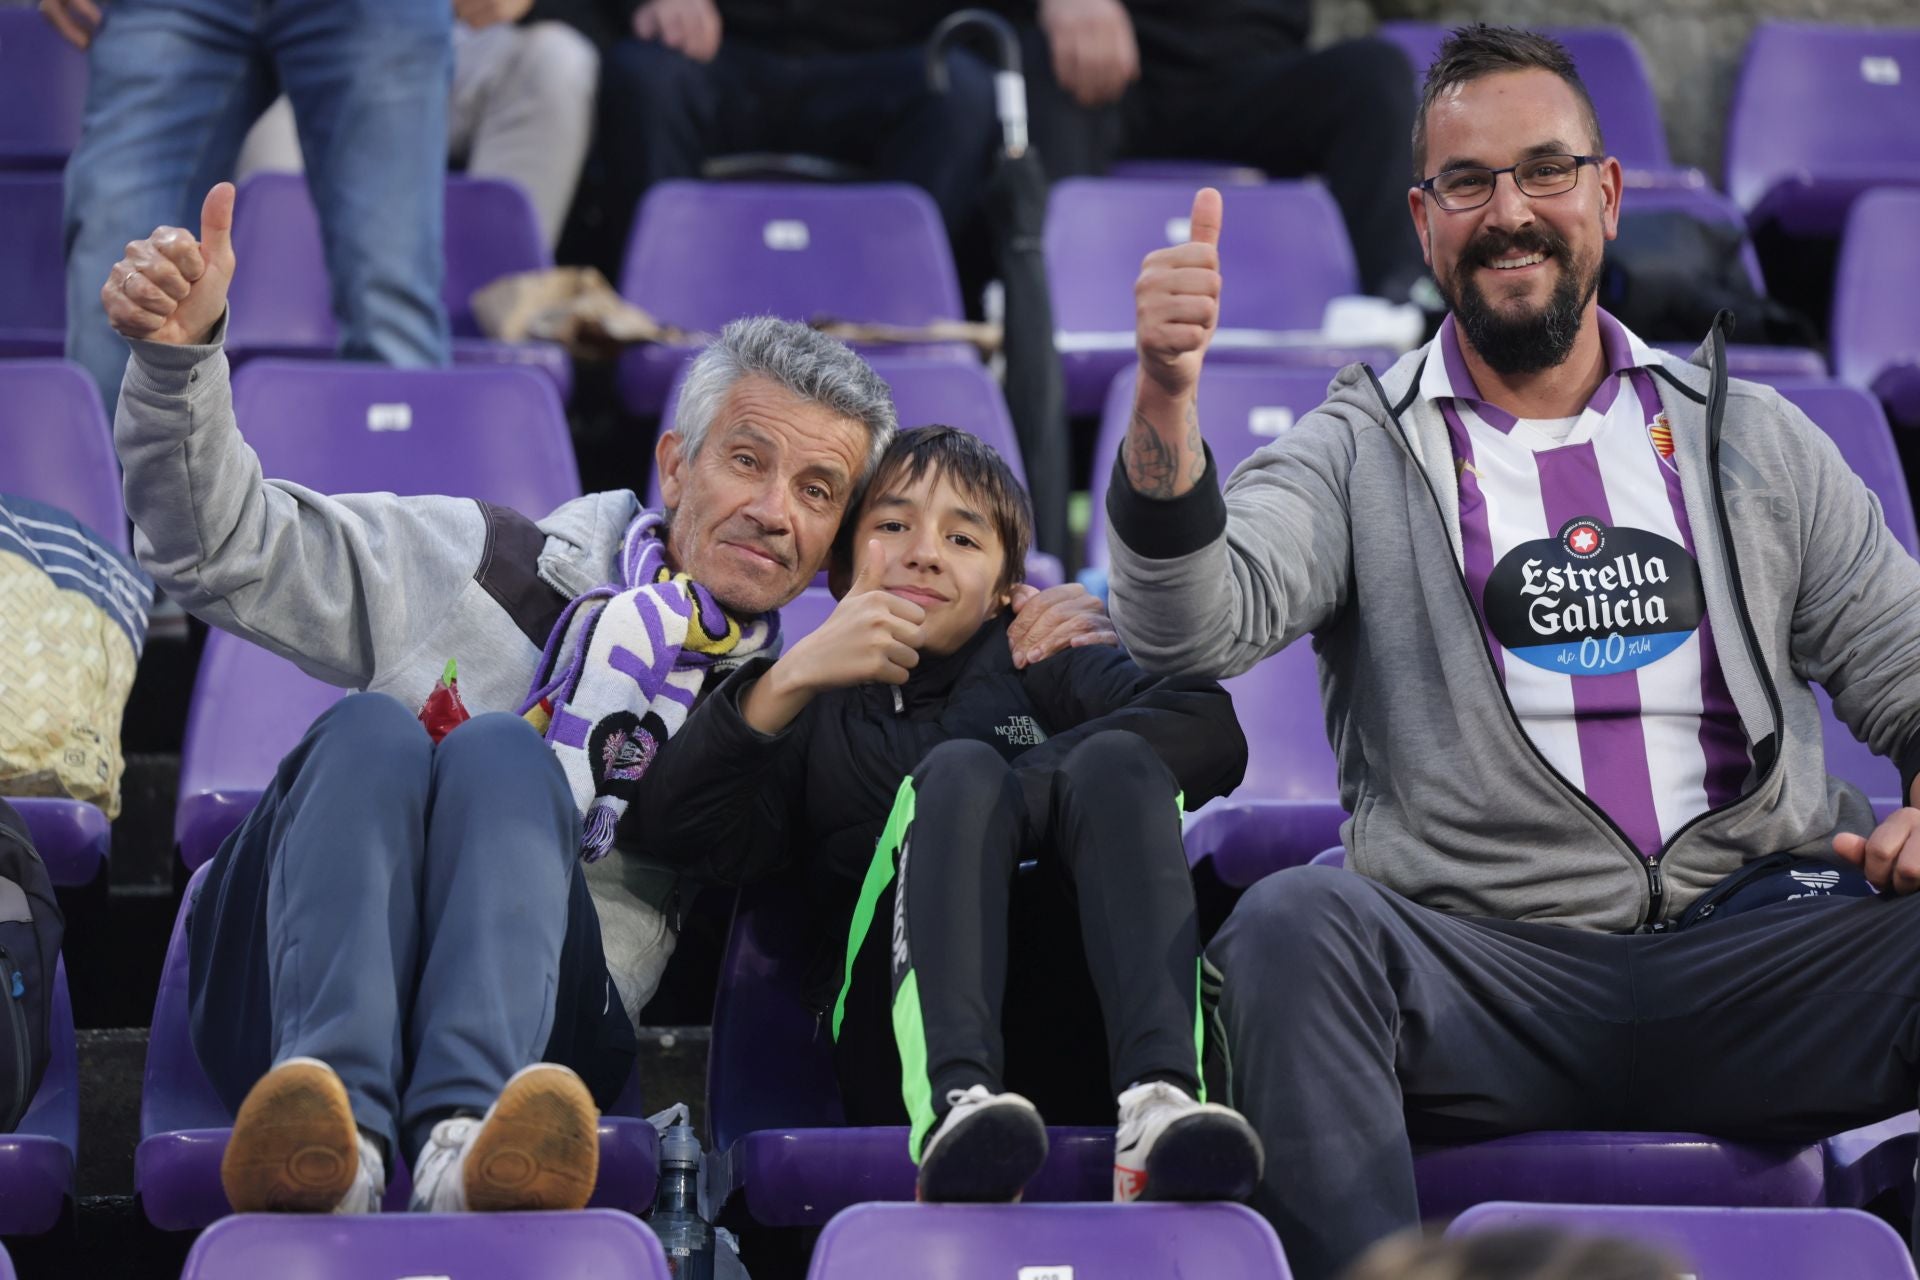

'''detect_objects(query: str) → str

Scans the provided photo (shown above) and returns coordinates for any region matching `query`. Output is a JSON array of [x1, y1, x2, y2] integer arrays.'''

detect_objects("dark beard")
[[1439, 225, 1600, 376]]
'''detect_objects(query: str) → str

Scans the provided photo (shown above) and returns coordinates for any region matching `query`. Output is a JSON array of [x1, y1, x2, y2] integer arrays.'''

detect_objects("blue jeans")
[[187, 694, 635, 1162], [64, 0, 451, 411]]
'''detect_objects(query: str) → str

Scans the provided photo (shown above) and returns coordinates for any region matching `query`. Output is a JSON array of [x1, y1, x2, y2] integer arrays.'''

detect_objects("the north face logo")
[[994, 716, 1047, 746]]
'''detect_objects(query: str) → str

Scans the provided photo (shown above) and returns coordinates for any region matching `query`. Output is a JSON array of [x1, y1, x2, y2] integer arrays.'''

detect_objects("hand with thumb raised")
[[102, 182, 238, 346], [1135, 186, 1223, 400]]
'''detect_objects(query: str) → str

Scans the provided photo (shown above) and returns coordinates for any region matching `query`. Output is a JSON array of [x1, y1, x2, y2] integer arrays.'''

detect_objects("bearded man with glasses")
[[1102, 22, 1920, 1280]]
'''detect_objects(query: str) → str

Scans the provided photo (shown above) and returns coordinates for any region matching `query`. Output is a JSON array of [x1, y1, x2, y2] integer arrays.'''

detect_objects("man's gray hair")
[[673, 316, 898, 483]]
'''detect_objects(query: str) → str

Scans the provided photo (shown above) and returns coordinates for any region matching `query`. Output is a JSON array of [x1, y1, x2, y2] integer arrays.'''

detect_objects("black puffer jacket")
[[633, 613, 1245, 993]]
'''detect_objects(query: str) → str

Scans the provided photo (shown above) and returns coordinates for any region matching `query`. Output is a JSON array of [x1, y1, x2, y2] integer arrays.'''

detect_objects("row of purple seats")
[[0, 10, 85, 172], [647, 353, 1065, 587], [1044, 178, 1398, 417], [1833, 188, 1920, 430], [0, 361, 124, 885], [1451, 1202, 1917, 1279]]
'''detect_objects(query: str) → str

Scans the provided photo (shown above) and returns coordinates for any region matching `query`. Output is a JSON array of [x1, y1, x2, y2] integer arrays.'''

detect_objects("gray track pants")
[[1208, 864, 1920, 1280]]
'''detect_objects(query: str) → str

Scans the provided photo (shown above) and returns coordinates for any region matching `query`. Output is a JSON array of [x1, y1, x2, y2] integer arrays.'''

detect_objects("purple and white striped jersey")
[[1424, 311, 1750, 857]]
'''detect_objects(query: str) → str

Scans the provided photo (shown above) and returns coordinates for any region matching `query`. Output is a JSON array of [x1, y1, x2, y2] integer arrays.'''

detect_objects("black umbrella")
[[928, 9, 1070, 563]]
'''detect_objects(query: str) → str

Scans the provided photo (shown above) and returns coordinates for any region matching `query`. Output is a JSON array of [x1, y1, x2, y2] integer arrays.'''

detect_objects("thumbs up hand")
[[102, 182, 237, 346], [1135, 187, 1223, 400]]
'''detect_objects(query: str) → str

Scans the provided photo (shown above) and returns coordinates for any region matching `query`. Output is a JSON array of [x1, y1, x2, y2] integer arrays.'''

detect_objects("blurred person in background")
[[1343, 1227, 1683, 1280], [236, 0, 599, 254], [46, 0, 454, 412]]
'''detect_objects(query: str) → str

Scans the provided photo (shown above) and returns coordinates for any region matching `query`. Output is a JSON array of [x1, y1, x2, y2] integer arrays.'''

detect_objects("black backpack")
[[0, 801, 63, 1131], [1602, 209, 1819, 349]]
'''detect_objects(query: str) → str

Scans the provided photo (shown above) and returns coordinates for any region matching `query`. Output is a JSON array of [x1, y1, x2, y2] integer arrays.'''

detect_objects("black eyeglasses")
[[1418, 154, 1605, 211]]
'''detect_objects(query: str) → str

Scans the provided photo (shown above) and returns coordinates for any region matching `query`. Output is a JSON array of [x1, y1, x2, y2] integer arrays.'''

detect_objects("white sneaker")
[[916, 1084, 1049, 1203], [222, 1057, 384, 1214], [408, 1063, 600, 1213], [1113, 1081, 1263, 1203]]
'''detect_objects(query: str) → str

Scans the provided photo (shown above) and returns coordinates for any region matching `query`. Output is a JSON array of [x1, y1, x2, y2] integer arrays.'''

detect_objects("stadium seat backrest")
[[1449, 1202, 1918, 1280], [1046, 178, 1356, 339], [175, 363, 582, 868], [0, 10, 87, 169], [228, 173, 550, 348], [1831, 188, 1920, 397], [1085, 363, 1339, 569], [647, 354, 1025, 506], [1376, 22, 1672, 172], [1726, 23, 1920, 226], [180, 1208, 671, 1279], [142, 863, 227, 1138], [0, 360, 127, 551], [1770, 380, 1916, 558], [620, 182, 964, 334], [0, 175, 65, 338], [807, 1202, 1293, 1280]]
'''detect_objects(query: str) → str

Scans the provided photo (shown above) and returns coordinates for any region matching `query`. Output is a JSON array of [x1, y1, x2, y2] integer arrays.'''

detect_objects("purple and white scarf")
[[518, 511, 779, 860]]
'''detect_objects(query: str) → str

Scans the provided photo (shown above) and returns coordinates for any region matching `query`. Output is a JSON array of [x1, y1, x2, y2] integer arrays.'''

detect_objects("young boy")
[[634, 427, 1262, 1203]]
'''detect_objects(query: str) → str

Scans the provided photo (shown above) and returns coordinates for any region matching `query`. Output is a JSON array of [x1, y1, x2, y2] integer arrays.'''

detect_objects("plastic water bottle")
[[652, 1120, 714, 1280]]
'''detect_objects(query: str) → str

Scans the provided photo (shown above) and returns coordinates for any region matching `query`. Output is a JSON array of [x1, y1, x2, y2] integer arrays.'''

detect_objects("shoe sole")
[[918, 1105, 1049, 1203], [1135, 1110, 1264, 1203], [463, 1065, 601, 1212], [221, 1060, 359, 1213]]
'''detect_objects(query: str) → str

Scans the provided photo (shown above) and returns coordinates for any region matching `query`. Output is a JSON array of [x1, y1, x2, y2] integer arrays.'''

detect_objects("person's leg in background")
[[1013, 19, 1124, 184], [567, 36, 728, 282], [190, 693, 437, 1213], [62, 0, 275, 411], [450, 21, 599, 253], [1126, 39, 1426, 300], [267, 0, 451, 366], [400, 712, 600, 1212]]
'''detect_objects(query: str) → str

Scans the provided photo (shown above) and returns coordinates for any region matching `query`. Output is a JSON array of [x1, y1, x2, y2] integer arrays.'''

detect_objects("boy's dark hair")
[[840, 426, 1033, 591], [1412, 25, 1605, 182]]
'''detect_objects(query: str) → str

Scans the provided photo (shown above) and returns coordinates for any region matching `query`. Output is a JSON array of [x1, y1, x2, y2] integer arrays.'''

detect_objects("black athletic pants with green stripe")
[[832, 732, 1205, 1160]]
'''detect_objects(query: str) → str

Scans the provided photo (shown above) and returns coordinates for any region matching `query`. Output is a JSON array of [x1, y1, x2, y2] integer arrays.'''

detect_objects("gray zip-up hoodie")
[[1106, 321, 1920, 932], [113, 323, 678, 1011]]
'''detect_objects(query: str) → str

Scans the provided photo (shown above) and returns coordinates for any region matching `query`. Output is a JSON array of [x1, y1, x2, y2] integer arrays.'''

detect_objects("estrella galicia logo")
[[1484, 517, 1705, 675]]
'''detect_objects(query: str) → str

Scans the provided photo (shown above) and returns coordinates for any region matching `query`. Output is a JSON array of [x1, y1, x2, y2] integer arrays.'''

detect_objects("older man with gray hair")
[[103, 184, 1111, 1221]]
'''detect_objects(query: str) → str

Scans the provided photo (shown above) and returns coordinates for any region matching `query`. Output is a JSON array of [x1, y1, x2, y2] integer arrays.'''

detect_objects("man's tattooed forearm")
[[1123, 401, 1204, 499]]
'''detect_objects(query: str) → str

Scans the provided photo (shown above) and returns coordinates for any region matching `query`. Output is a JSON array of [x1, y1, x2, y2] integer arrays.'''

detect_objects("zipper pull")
[[1646, 858, 1667, 931], [891, 687, 904, 715]]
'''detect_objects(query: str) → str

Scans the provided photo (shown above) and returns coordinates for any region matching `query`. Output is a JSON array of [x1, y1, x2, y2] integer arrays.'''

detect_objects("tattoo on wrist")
[[1123, 402, 1205, 499]]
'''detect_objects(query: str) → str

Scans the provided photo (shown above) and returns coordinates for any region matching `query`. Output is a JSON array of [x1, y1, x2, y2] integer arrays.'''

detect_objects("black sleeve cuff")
[[1105, 444, 1228, 561], [1897, 723, 1920, 810], [708, 656, 792, 747]]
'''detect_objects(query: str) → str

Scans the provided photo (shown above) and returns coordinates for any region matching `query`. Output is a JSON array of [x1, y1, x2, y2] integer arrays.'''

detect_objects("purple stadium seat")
[[180, 1210, 670, 1279], [807, 1203, 1293, 1279], [140, 865, 660, 1230], [0, 960, 77, 1236], [1727, 23, 1920, 237], [224, 173, 572, 396], [1045, 178, 1392, 416], [1377, 23, 1693, 183], [707, 867, 1115, 1227], [0, 361, 127, 883], [0, 10, 87, 171], [1833, 188, 1920, 429], [1771, 380, 1916, 558], [174, 362, 582, 869], [0, 175, 65, 359], [1654, 342, 1830, 383], [648, 355, 1065, 586], [1448, 1202, 1916, 1279], [616, 181, 971, 416]]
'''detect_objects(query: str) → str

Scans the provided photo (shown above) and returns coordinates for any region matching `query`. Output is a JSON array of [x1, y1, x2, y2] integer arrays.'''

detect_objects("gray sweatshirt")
[[1106, 322, 1920, 932], [113, 322, 677, 1012]]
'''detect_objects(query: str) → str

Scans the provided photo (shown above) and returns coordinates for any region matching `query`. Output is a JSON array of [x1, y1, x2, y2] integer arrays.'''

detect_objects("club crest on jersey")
[[1483, 517, 1706, 676], [1648, 414, 1677, 472]]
